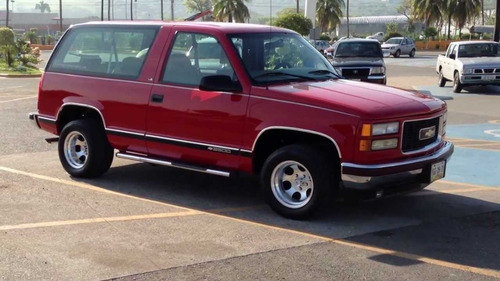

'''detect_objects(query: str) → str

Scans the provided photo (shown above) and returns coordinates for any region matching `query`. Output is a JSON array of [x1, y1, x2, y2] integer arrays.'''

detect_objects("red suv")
[[30, 22, 453, 219]]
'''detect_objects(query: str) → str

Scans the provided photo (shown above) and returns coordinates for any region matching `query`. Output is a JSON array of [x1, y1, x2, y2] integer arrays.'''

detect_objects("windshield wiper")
[[308, 69, 341, 78], [253, 71, 312, 81]]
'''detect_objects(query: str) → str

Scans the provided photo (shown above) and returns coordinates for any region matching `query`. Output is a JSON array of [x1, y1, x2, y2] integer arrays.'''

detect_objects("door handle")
[[151, 94, 164, 103]]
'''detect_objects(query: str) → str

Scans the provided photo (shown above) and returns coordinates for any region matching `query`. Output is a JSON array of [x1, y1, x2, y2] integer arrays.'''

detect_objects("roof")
[[450, 40, 499, 45], [71, 21, 294, 34], [340, 15, 410, 25]]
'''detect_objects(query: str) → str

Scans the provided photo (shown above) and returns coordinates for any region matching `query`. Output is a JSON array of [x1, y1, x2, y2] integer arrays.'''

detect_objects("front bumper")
[[29, 112, 41, 129], [341, 141, 454, 190], [461, 74, 500, 85]]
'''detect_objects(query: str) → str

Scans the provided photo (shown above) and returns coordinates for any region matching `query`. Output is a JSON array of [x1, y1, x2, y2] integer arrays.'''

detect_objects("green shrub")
[[384, 32, 403, 41]]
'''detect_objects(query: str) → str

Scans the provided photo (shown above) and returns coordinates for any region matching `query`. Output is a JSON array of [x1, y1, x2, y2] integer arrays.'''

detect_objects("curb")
[[0, 73, 42, 78]]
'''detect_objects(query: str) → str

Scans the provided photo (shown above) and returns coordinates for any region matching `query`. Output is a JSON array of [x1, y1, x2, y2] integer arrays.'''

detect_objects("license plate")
[[430, 161, 446, 182], [482, 75, 495, 80]]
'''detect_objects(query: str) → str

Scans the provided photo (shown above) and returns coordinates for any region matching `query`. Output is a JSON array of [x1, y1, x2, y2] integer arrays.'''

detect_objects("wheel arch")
[[251, 127, 341, 174], [56, 103, 106, 134]]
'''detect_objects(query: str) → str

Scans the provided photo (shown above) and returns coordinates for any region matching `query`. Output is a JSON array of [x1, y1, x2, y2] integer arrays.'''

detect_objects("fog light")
[[371, 138, 398, 150]]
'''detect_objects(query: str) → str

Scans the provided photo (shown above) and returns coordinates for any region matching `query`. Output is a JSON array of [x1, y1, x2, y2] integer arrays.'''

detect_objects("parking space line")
[[1, 165, 499, 278], [0, 166, 196, 212], [0, 96, 37, 104], [0, 211, 202, 231], [438, 180, 499, 190]]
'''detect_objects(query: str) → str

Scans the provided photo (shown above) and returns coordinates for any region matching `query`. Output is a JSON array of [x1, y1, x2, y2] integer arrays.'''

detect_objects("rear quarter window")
[[47, 26, 158, 79]]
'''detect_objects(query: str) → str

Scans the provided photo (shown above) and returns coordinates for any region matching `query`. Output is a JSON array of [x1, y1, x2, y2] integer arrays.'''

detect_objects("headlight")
[[463, 68, 473, 74], [370, 122, 399, 136], [370, 66, 385, 75], [371, 138, 398, 150]]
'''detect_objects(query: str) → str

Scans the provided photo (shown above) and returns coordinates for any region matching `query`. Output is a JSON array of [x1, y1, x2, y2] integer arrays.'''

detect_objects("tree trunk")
[[447, 14, 452, 40]]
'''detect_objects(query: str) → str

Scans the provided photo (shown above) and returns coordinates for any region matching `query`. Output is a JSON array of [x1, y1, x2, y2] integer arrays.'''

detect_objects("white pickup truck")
[[436, 41, 500, 93]]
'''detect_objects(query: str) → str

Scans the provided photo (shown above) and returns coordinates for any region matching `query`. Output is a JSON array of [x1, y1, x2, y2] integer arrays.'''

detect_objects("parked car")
[[436, 41, 500, 93], [330, 38, 387, 84], [381, 37, 416, 58], [309, 39, 331, 53], [366, 32, 384, 42], [30, 22, 453, 219]]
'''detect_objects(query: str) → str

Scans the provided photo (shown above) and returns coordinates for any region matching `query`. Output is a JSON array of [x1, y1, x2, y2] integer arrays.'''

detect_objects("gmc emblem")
[[419, 126, 436, 140]]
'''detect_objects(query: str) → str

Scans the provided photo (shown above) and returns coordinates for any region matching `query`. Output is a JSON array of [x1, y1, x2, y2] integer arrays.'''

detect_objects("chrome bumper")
[[341, 141, 454, 190], [29, 112, 41, 129]]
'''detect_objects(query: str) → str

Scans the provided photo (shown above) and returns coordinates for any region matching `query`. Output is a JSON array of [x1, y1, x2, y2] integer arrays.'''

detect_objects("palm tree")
[[453, 0, 481, 38], [316, 0, 344, 32], [413, 0, 442, 27], [213, 0, 249, 23], [440, 0, 457, 39], [35, 0, 51, 13]]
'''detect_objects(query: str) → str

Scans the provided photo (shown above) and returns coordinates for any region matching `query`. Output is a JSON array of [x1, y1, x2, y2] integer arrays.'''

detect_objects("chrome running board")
[[115, 152, 231, 177]]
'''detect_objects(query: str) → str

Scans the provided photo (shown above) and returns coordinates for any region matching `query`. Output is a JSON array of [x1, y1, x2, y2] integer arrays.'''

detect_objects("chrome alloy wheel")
[[64, 131, 88, 169], [271, 160, 314, 209]]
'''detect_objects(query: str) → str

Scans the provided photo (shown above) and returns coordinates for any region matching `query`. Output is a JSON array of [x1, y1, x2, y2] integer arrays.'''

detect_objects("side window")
[[48, 27, 157, 79], [162, 32, 235, 86], [450, 45, 457, 57]]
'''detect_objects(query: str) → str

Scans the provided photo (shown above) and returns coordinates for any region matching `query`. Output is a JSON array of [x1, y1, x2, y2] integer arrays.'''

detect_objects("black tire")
[[453, 71, 463, 93], [260, 145, 338, 220], [438, 69, 446, 87], [394, 50, 401, 58], [58, 119, 114, 178], [409, 49, 416, 58]]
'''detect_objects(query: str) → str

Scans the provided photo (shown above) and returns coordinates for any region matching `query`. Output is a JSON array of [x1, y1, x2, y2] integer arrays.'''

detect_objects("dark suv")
[[329, 38, 386, 84]]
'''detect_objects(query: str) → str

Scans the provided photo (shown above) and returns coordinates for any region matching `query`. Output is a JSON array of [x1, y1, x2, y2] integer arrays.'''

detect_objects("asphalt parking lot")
[[0, 51, 499, 280]]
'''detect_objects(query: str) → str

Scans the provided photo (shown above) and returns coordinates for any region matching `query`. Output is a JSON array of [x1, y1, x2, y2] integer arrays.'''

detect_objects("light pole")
[[6, 0, 9, 27], [346, 0, 349, 37], [495, 0, 500, 41], [161, 0, 164, 20]]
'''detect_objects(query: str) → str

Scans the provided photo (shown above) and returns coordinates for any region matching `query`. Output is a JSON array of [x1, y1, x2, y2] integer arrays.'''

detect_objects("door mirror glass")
[[200, 75, 242, 92]]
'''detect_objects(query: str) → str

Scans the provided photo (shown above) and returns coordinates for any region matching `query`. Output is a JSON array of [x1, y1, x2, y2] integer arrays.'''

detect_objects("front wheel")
[[58, 119, 114, 178], [409, 49, 416, 58], [438, 69, 446, 87], [453, 71, 463, 93], [394, 50, 401, 58], [260, 145, 338, 220]]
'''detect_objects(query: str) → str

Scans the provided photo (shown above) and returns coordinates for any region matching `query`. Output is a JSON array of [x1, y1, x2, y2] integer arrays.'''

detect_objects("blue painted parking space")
[[445, 147, 500, 187], [447, 123, 500, 142], [444, 123, 500, 187]]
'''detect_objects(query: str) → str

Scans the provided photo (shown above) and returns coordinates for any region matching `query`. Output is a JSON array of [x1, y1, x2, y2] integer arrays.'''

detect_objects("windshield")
[[227, 32, 337, 85], [386, 38, 402, 44], [458, 43, 500, 57], [334, 42, 383, 58]]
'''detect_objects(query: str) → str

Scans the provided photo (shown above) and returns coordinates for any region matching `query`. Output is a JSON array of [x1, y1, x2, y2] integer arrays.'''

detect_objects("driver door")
[[145, 30, 249, 170]]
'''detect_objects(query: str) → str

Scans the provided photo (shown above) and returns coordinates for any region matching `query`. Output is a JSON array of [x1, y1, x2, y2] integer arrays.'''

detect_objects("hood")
[[460, 57, 500, 68], [331, 57, 384, 67], [261, 79, 445, 120], [381, 44, 399, 48]]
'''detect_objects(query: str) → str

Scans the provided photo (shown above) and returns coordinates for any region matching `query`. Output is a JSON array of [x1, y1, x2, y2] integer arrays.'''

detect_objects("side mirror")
[[449, 54, 456, 59], [200, 75, 242, 92]]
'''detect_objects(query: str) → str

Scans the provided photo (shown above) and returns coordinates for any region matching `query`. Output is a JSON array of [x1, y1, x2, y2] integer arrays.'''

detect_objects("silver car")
[[381, 37, 416, 58]]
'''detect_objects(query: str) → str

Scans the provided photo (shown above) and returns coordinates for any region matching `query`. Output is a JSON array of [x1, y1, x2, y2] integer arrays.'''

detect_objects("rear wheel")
[[453, 71, 463, 93], [58, 119, 114, 178], [394, 50, 401, 58], [261, 145, 338, 220], [438, 69, 446, 87]]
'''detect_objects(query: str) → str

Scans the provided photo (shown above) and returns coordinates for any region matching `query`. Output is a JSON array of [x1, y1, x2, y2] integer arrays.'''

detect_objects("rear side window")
[[47, 26, 158, 79]]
